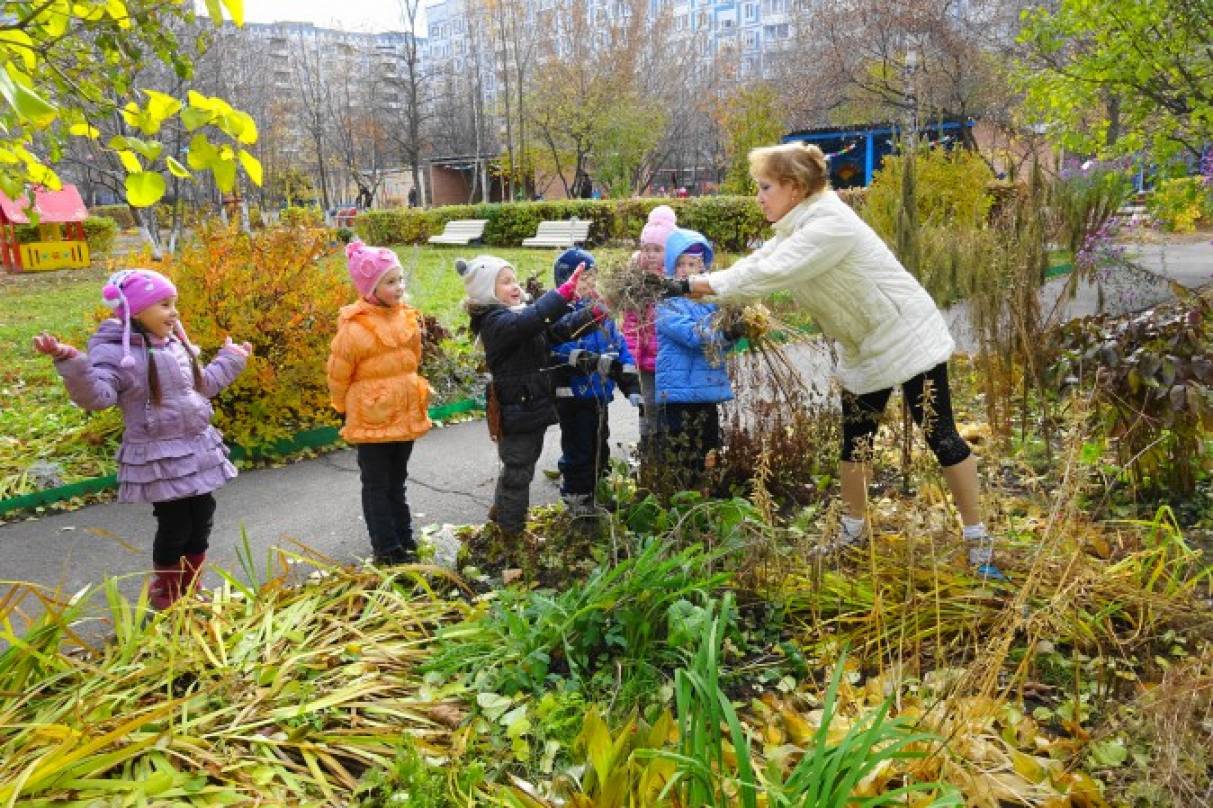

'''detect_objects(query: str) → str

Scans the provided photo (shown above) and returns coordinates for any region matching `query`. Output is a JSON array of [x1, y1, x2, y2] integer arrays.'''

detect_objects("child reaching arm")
[[457, 254, 599, 537], [34, 269, 250, 610]]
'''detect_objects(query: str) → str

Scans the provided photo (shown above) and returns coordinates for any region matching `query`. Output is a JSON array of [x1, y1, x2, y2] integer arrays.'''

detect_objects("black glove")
[[566, 348, 602, 375], [661, 277, 691, 298], [722, 321, 748, 341]]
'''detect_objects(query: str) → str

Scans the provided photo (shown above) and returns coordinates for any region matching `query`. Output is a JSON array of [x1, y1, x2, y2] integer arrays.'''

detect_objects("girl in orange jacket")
[[327, 242, 432, 564]]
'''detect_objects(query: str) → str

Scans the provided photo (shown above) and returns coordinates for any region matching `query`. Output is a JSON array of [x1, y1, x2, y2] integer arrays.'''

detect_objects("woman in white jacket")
[[678, 141, 1003, 580]]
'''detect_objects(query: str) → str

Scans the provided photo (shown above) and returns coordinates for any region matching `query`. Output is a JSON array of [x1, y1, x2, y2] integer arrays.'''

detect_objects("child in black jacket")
[[458, 255, 599, 535]]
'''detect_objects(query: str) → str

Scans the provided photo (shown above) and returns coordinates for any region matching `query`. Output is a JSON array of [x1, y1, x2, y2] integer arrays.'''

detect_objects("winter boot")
[[182, 553, 207, 596], [149, 562, 185, 611]]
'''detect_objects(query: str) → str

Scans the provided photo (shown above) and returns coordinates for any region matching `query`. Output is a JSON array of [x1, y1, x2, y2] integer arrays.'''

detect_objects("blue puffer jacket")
[[551, 303, 641, 402], [655, 297, 734, 405]]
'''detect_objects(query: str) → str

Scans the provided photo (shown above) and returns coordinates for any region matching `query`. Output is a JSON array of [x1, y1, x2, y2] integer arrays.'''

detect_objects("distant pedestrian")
[[407, 186, 418, 208], [33, 269, 251, 610], [328, 242, 432, 566]]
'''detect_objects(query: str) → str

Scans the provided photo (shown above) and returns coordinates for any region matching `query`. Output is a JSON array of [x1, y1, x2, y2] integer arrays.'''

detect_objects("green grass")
[[0, 267, 120, 499]]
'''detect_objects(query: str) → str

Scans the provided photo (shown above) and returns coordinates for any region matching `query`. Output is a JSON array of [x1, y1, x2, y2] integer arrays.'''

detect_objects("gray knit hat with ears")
[[456, 255, 511, 306]]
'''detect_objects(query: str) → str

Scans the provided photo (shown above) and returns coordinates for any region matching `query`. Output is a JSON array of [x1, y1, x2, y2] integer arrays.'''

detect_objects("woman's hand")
[[686, 274, 713, 299], [32, 332, 79, 361], [222, 336, 253, 358]]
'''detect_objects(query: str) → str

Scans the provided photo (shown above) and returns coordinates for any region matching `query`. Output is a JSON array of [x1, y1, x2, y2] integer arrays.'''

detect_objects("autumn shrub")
[[81, 216, 117, 255], [865, 148, 998, 304], [1048, 290, 1213, 498], [165, 222, 348, 450], [1148, 177, 1213, 232], [281, 205, 325, 228]]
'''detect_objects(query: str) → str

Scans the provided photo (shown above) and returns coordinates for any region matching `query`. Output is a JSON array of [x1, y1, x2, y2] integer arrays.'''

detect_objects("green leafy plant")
[[1048, 290, 1213, 497], [425, 539, 730, 703]]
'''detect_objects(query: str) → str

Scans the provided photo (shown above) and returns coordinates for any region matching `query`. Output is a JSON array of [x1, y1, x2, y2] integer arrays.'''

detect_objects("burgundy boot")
[[182, 553, 206, 596], [149, 562, 185, 611]]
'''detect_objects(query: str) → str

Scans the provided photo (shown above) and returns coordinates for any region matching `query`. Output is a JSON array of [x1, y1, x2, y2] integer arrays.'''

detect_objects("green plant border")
[[0, 398, 484, 517]]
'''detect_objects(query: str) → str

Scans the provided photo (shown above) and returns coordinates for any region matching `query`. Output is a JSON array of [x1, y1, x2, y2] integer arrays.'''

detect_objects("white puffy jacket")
[[707, 190, 954, 395]]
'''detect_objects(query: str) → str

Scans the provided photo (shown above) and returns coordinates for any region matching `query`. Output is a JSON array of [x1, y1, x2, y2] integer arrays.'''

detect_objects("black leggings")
[[840, 362, 971, 467], [151, 493, 216, 566]]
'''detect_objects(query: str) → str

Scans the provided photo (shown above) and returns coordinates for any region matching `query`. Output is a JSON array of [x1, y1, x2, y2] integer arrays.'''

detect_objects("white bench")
[[521, 219, 591, 248], [428, 219, 488, 245]]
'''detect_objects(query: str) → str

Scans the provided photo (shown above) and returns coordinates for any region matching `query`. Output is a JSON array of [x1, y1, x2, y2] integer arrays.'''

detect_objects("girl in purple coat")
[[33, 269, 251, 610]]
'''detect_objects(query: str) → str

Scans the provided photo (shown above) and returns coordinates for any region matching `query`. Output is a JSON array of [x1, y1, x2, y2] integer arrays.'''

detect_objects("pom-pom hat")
[[640, 205, 677, 247], [456, 255, 512, 306], [101, 269, 195, 369]]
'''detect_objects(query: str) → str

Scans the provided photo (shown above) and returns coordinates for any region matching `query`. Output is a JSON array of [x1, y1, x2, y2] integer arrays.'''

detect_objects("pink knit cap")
[[101, 269, 195, 369], [346, 241, 402, 300], [640, 205, 677, 247]]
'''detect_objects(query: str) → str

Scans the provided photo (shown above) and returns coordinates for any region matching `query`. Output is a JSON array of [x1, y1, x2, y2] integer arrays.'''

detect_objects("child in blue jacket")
[[655, 229, 739, 487], [550, 249, 642, 515]]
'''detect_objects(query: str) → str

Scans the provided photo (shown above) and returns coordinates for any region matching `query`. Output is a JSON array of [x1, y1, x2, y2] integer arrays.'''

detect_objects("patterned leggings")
[[840, 362, 972, 467]]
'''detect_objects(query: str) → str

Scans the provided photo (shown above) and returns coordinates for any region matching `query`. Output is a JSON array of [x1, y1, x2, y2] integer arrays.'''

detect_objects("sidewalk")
[[2, 240, 1209, 631]]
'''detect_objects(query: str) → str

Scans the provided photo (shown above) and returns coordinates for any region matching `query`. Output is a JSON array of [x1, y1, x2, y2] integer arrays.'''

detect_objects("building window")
[[743, 2, 756, 20], [744, 29, 758, 50]]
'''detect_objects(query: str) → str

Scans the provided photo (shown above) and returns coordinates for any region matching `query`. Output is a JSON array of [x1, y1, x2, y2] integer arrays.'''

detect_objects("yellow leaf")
[[68, 122, 100, 138], [780, 705, 814, 745], [105, 0, 131, 28], [0, 31, 37, 70], [238, 149, 262, 186], [222, 0, 245, 26], [116, 150, 141, 173]]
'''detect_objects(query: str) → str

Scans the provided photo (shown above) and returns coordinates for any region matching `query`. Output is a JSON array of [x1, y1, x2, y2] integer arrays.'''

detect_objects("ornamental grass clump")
[[0, 555, 470, 805]]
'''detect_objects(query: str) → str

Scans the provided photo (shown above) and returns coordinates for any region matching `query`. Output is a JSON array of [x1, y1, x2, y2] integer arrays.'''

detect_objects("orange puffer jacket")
[[327, 299, 432, 443]]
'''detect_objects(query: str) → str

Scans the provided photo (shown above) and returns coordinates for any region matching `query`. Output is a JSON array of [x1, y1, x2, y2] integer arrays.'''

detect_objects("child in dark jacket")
[[457, 254, 600, 536], [655, 229, 739, 487], [549, 249, 642, 516]]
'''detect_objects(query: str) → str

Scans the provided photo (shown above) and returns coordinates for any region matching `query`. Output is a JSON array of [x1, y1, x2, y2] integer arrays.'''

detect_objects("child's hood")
[[663, 229, 714, 276], [338, 298, 417, 348]]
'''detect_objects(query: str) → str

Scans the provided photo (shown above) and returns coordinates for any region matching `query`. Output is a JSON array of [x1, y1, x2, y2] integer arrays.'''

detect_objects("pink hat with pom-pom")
[[640, 205, 677, 247], [346, 240, 402, 300], [101, 269, 195, 369]]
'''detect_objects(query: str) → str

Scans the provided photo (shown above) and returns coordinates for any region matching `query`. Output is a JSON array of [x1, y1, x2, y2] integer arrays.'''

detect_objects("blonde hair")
[[748, 142, 830, 196]]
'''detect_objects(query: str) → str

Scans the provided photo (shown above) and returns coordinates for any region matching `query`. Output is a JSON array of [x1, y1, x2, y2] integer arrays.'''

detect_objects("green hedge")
[[89, 204, 136, 229], [355, 191, 868, 253], [15, 215, 118, 256]]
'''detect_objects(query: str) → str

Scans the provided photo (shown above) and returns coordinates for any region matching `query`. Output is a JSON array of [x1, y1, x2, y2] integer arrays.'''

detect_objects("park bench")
[[427, 219, 488, 245], [521, 219, 591, 248]]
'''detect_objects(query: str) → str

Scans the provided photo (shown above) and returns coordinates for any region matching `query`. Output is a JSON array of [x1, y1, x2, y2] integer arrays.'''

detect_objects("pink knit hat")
[[640, 205, 677, 247], [101, 269, 195, 369], [346, 241, 402, 300]]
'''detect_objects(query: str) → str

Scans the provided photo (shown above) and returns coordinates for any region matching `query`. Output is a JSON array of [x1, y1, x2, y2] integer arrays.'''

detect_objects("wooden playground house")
[[0, 184, 90, 273]]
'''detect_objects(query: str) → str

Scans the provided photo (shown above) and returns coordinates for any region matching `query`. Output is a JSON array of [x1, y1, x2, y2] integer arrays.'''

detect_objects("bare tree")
[[388, 0, 431, 206], [291, 31, 334, 209]]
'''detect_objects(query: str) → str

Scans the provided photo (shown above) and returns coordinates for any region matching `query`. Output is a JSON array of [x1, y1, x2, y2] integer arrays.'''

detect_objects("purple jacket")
[[55, 319, 248, 503]]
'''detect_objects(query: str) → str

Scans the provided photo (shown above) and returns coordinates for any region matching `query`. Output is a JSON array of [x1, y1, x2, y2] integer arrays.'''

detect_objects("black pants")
[[356, 441, 416, 557], [152, 492, 216, 566], [494, 428, 547, 533], [557, 399, 610, 497], [658, 403, 721, 486], [840, 362, 972, 467]]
